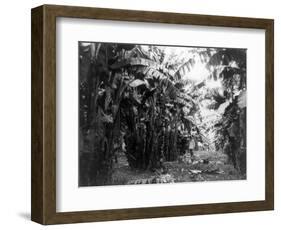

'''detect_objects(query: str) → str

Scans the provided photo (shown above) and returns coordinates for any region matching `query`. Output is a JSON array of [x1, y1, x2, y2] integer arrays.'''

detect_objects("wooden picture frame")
[[31, 4, 274, 225]]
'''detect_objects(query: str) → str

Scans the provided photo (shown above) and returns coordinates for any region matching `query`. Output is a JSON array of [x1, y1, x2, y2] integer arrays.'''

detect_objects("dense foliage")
[[79, 43, 246, 186]]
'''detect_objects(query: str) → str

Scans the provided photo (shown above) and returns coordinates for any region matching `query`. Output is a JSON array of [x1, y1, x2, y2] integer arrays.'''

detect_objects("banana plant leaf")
[[129, 79, 146, 88], [237, 90, 246, 108]]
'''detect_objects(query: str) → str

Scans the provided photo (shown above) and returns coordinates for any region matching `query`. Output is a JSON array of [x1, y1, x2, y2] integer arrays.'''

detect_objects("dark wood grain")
[[31, 4, 274, 225], [265, 20, 274, 210], [31, 6, 44, 224]]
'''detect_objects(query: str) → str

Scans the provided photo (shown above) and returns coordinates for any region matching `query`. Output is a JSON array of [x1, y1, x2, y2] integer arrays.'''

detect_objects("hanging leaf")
[[237, 90, 246, 108], [129, 79, 146, 88], [89, 43, 101, 60], [207, 49, 246, 69], [174, 58, 196, 81], [104, 87, 112, 111], [110, 58, 160, 70], [100, 112, 113, 123]]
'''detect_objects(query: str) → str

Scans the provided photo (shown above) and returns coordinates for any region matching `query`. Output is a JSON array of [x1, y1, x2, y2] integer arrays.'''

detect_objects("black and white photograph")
[[78, 42, 247, 187]]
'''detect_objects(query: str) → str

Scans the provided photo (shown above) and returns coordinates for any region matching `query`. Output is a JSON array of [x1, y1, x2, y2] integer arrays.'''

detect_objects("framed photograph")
[[31, 4, 274, 225]]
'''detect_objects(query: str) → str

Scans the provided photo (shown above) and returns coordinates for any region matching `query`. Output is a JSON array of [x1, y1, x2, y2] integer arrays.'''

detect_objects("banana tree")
[[111, 45, 201, 170], [79, 43, 137, 185], [205, 48, 247, 173], [79, 43, 211, 185]]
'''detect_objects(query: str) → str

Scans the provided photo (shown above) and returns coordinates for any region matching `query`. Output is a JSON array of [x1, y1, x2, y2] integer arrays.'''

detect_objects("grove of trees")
[[78, 42, 247, 186]]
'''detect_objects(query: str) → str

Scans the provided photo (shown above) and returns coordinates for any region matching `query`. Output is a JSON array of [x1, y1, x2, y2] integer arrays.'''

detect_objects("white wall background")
[[0, 0, 279, 229]]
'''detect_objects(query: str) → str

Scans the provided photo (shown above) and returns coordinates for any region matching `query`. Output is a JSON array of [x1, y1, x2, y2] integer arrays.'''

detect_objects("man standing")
[[189, 137, 196, 158]]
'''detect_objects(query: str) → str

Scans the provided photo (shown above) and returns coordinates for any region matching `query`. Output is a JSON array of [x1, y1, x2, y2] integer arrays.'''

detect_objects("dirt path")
[[112, 151, 245, 185]]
